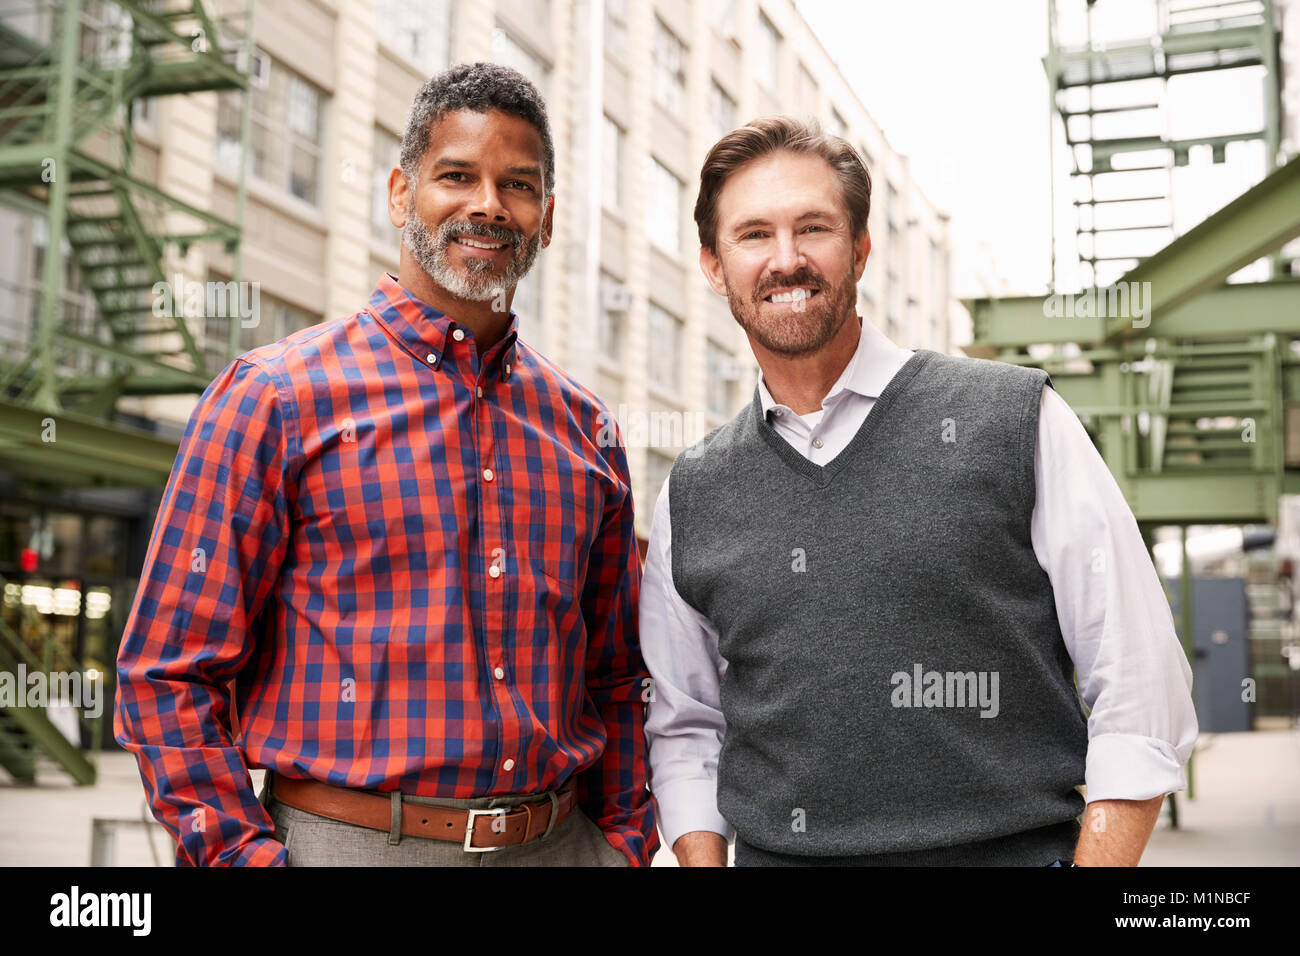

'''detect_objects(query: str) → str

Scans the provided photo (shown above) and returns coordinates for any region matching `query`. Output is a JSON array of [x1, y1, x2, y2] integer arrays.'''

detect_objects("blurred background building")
[[0, 0, 952, 780]]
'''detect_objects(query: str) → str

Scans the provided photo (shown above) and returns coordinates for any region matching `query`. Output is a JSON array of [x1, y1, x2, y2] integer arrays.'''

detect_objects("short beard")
[[723, 263, 856, 357], [402, 202, 542, 303]]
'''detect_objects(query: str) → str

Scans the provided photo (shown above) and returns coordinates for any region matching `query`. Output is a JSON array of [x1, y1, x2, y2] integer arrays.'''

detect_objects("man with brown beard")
[[640, 116, 1196, 867]]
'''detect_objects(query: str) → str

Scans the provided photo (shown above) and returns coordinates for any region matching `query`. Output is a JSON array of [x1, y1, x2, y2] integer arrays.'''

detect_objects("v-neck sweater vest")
[[669, 349, 1088, 861]]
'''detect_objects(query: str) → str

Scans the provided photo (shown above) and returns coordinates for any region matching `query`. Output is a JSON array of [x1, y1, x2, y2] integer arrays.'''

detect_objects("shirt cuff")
[[225, 837, 288, 867], [652, 776, 734, 852], [1084, 732, 1189, 802]]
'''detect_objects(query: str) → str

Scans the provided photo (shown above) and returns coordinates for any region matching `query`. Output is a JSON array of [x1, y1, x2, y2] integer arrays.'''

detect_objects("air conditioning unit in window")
[[242, 49, 269, 89], [601, 281, 632, 312]]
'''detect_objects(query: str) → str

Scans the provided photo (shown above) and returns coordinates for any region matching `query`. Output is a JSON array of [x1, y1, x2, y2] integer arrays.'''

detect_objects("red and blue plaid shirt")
[[114, 272, 658, 866]]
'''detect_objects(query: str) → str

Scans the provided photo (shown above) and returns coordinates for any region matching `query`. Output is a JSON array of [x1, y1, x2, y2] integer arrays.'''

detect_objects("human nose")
[[769, 229, 805, 275], [467, 179, 509, 224]]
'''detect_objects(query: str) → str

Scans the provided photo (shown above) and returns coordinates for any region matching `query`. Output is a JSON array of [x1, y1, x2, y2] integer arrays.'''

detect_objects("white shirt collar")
[[756, 317, 913, 417]]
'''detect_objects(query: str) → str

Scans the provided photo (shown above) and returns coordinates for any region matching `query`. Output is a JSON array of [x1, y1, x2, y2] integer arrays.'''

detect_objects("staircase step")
[[86, 281, 158, 293]]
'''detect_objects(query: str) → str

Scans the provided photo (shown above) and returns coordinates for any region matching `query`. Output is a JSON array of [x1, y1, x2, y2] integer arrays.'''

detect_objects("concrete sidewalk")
[[2, 728, 1296, 866], [1140, 726, 1300, 866]]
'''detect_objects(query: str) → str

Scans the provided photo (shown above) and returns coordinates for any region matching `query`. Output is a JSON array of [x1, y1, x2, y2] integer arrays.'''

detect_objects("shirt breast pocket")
[[524, 481, 602, 598]]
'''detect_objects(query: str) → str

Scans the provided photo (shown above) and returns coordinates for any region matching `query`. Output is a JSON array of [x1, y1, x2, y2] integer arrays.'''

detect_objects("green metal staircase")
[[1046, 0, 1282, 289], [0, 571, 99, 785], [0, 0, 249, 416], [0, 0, 253, 783]]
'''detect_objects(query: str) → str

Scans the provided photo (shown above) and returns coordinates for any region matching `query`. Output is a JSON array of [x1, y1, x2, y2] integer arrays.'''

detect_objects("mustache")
[[435, 219, 520, 247], [754, 269, 828, 299]]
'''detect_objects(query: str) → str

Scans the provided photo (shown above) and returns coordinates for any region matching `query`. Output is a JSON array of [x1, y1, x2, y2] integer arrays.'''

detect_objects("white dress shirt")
[[640, 318, 1199, 851]]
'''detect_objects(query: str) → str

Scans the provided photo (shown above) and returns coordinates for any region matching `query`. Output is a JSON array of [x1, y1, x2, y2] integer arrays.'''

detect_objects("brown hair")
[[694, 115, 872, 252]]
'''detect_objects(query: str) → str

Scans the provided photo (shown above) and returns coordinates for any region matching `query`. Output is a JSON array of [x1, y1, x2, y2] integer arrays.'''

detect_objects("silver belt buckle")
[[463, 807, 509, 852]]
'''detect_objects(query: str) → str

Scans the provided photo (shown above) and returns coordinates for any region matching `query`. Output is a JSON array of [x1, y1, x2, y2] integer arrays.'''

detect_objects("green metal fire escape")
[[969, 0, 1299, 799], [971, 0, 1297, 524], [0, 0, 252, 784]]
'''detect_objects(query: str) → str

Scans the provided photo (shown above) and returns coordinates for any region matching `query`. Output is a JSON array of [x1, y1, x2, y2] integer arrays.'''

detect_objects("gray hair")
[[400, 61, 555, 196]]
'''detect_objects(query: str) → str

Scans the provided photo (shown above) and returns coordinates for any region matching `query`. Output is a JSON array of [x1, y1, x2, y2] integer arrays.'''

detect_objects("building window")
[[375, 0, 453, 73], [652, 18, 687, 115], [605, 0, 627, 57], [511, 270, 543, 352], [796, 62, 818, 120], [708, 0, 739, 42], [706, 340, 739, 416], [645, 449, 675, 503], [647, 159, 682, 254], [202, 290, 318, 372], [756, 11, 780, 91], [828, 107, 847, 139], [216, 53, 325, 205], [491, 27, 549, 100], [708, 80, 737, 146], [598, 274, 627, 363], [371, 127, 401, 244], [647, 303, 683, 392], [885, 269, 899, 342], [602, 115, 623, 213]]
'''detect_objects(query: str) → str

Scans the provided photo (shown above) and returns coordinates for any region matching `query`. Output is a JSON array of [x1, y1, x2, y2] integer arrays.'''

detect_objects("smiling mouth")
[[763, 287, 821, 304], [452, 235, 510, 251]]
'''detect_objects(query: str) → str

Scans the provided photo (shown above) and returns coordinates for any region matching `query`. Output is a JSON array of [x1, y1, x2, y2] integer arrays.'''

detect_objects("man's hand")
[[673, 830, 728, 866], [1072, 796, 1166, 866]]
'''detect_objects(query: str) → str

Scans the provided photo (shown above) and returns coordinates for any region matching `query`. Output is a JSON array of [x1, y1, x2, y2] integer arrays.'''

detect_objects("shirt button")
[[452, 329, 465, 342], [493, 667, 505, 680], [812, 437, 824, 449], [476, 386, 483, 398], [488, 565, 501, 579], [502, 759, 515, 772], [483, 469, 494, 482], [426, 353, 436, 365], [773, 408, 784, 416]]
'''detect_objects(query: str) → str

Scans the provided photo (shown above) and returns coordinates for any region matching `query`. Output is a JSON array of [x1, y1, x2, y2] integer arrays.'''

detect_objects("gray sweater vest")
[[669, 349, 1088, 859]]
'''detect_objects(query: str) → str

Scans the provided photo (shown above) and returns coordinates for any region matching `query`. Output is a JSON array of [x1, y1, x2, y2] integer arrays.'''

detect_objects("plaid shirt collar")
[[367, 271, 521, 379]]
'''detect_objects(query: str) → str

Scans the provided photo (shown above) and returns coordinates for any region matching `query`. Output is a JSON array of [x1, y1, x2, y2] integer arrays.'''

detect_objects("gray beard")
[[402, 207, 541, 304]]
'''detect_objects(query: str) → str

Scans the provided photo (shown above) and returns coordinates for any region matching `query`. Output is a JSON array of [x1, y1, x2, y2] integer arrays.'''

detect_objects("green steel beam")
[[968, 279, 1300, 348], [0, 398, 180, 487], [31, 0, 81, 414], [1111, 154, 1300, 340], [1122, 474, 1277, 524]]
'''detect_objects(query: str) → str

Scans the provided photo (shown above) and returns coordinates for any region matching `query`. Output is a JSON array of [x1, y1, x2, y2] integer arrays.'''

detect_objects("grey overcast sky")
[[797, 0, 1055, 299], [796, 0, 1294, 301]]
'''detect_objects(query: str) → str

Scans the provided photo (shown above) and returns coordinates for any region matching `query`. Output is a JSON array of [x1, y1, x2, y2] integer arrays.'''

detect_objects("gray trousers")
[[261, 781, 630, 867]]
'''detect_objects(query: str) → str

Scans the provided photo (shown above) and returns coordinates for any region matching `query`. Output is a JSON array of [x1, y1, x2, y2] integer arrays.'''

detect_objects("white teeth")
[[456, 237, 506, 249], [766, 288, 816, 303]]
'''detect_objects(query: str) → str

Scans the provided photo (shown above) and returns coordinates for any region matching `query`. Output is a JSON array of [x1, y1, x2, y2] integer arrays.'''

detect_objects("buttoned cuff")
[[1084, 732, 1189, 802], [652, 777, 734, 852]]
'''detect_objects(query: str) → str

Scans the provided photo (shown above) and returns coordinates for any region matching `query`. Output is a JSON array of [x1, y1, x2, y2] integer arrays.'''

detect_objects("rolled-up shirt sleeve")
[[641, 474, 735, 852], [1032, 386, 1199, 803]]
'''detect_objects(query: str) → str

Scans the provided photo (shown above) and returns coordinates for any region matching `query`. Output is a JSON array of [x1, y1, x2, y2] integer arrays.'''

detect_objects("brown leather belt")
[[269, 771, 576, 852]]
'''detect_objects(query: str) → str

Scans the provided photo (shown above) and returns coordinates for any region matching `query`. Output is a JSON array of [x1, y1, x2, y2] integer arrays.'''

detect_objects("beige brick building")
[[8, 0, 953, 535]]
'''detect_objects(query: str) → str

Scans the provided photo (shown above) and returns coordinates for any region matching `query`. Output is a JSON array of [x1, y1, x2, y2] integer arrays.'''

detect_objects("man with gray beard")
[[116, 63, 657, 866]]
